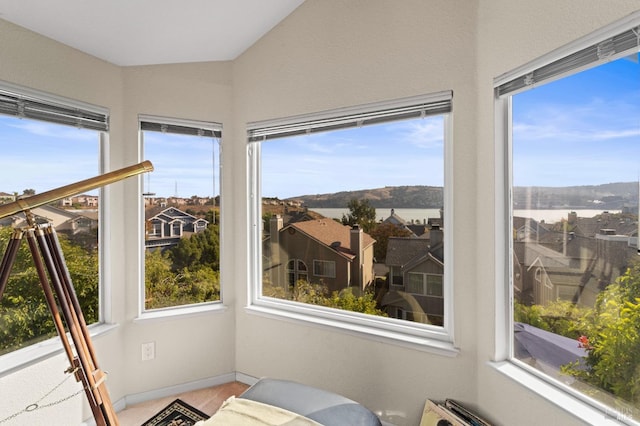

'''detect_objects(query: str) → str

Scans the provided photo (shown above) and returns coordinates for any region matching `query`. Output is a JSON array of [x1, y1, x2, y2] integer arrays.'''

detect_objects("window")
[[140, 116, 222, 311], [313, 260, 336, 278], [249, 92, 455, 349], [0, 83, 107, 356], [286, 259, 308, 286], [496, 14, 640, 422], [407, 273, 443, 297]]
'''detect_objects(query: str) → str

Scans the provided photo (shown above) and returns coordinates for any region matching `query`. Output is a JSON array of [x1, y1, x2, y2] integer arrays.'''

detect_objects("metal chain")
[[0, 369, 83, 424]]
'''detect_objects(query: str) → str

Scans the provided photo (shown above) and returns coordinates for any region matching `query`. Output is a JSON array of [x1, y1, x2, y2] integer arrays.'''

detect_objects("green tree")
[[262, 279, 386, 317], [144, 249, 178, 308], [514, 299, 587, 339], [341, 199, 376, 233], [326, 287, 387, 316], [562, 263, 640, 404], [369, 222, 413, 262], [0, 227, 98, 354], [145, 223, 221, 309], [169, 224, 220, 270]]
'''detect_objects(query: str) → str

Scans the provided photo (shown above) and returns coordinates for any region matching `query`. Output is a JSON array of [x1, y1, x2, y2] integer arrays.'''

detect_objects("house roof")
[[385, 237, 431, 267], [383, 209, 407, 226], [287, 219, 375, 259], [145, 206, 207, 225], [572, 214, 637, 238]]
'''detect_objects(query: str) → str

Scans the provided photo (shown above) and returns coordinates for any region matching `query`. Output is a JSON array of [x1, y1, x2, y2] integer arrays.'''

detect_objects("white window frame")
[[137, 115, 226, 320], [247, 92, 457, 356], [493, 11, 640, 425], [0, 81, 115, 374]]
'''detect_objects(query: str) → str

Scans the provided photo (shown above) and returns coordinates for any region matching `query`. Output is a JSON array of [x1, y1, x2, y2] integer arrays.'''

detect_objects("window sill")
[[136, 301, 227, 322], [246, 302, 458, 357], [0, 322, 118, 378], [491, 361, 638, 425]]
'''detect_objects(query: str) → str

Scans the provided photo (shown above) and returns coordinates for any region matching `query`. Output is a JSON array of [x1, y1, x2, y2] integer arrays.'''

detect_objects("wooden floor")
[[116, 381, 249, 425]]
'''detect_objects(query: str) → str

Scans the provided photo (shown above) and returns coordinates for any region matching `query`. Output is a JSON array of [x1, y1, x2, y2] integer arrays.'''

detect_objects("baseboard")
[[124, 372, 238, 407], [235, 371, 260, 386], [81, 371, 257, 426]]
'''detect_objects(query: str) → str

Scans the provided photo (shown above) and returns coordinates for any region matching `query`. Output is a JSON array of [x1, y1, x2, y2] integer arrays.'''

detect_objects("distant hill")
[[512, 182, 639, 210], [288, 186, 443, 208], [286, 182, 639, 209]]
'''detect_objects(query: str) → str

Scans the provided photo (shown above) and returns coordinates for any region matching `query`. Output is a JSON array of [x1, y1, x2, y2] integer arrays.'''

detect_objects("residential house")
[[1, 204, 97, 234], [145, 206, 209, 250], [514, 212, 639, 308], [382, 225, 444, 325], [0, 192, 15, 204], [267, 215, 375, 294], [381, 208, 415, 235]]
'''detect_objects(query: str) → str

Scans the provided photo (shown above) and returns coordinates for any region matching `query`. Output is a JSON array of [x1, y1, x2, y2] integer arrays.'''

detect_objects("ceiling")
[[0, 0, 305, 66]]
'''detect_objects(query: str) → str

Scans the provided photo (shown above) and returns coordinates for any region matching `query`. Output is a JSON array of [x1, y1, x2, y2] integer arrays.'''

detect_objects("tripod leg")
[[25, 230, 77, 362], [44, 227, 99, 363], [30, 227, 118, 426], [0, 229, 24, 301], [42, 226, 119, 425]]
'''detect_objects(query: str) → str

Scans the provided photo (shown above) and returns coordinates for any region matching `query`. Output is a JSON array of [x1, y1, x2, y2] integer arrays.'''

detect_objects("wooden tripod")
[[0, 219, 118, 425], [0, 161, 153, 426]]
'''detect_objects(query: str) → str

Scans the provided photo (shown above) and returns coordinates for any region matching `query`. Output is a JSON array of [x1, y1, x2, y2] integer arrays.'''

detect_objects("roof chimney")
[[429, 224, 444, 260], [350, 225, 363, 289]]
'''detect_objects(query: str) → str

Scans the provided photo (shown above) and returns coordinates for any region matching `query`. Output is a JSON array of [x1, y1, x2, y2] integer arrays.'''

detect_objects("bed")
[[196, 378, 383, 426]]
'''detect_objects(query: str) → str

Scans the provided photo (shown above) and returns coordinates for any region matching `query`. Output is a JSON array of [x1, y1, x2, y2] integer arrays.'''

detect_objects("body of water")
[[311, 208, 442, 224], [514, 209, 621, 223], [310, 207, 620, 225]]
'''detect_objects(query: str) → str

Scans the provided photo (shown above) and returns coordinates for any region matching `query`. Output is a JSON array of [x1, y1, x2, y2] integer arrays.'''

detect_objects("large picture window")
[[140, 116, 222, 311], [249, 92, 454, 347], [496, 16, 640, 422], [0, 84, 107, 356]]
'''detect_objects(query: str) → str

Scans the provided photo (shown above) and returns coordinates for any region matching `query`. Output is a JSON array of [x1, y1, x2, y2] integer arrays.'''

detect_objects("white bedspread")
[[195, 396, 322, 426]]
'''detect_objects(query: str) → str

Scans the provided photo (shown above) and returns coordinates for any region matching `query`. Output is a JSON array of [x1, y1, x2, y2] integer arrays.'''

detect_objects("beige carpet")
[[116, 381, 249, 426]]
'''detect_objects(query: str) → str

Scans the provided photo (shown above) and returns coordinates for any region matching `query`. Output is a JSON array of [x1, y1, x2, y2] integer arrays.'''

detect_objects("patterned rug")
[[141, 398, 210, 426]]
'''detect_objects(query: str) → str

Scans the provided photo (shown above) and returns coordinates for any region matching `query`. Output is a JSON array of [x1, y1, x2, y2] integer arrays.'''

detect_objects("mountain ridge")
[[285, 182, 640, 209]]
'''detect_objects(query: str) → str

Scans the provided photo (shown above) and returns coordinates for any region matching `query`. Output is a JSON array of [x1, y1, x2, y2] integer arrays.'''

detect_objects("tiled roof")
[[385, 237, 431, 266], [288, 219, 375, 257]]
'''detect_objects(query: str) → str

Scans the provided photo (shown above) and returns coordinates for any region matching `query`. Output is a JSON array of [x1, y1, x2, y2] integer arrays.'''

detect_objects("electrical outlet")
[[141, 341, 155, 361]]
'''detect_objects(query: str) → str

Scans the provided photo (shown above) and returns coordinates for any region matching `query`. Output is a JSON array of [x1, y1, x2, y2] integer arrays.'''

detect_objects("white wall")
[[0, 20, 238, 425], [474, 1, 640, 425], [120, 62, 237, 396], [0, 1, 639, 425], [231, 1, 479, 424]]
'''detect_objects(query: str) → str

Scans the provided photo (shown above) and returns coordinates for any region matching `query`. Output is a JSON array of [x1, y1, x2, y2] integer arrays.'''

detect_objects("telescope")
[[0, 160, 153, 426], [0, 160, 154, 219]]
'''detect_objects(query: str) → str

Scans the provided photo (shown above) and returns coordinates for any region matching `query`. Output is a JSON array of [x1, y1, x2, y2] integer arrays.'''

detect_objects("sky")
[[0, 53, 637, 200], [142, 131, 219, 198], [0, 118, 100, 195], [512, 55, 640, 187], [260, 116, 445, 199]]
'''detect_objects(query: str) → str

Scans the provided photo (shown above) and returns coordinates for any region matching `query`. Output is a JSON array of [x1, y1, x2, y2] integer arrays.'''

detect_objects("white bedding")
[[195, 396, 322, 426]]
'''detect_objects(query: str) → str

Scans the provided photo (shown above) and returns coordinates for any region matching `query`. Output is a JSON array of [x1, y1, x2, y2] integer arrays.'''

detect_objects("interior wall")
[[0, 18, 128, 424], [231, 1, 479, 424], [474, 1, 640, 425], [120, 62, 236, 396], [0, 20, 238, 425], [1, 1, 640, 425]]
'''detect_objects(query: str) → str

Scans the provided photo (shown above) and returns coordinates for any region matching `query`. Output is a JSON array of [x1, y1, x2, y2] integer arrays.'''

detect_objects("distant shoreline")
[[309, 207, 622, 225]]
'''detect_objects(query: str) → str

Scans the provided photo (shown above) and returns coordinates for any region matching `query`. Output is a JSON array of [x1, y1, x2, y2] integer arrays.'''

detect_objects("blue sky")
[[261, 116, 445, 199], [512, 55, 640, 187], [0, 54, 637, 199], [0, 118, 99, 195], [142, 131, 219, 198]]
